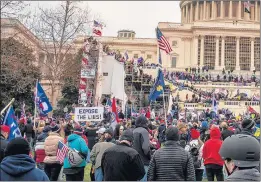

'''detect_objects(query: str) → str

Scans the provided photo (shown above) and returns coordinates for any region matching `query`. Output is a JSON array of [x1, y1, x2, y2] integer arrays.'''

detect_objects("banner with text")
[[74, 107, 104, 122]]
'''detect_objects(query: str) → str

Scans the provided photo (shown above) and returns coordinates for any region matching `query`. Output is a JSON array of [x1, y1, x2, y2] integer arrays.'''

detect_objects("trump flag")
[[3, 106, 22, 141], [36, 82, 53, 116]]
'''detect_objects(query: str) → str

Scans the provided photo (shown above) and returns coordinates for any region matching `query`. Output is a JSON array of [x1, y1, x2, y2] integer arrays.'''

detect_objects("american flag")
[[93, 20, 103, 29], [156, 27, 172, 54], [57, 141, 69, 164], [93, 28, 102, 36]]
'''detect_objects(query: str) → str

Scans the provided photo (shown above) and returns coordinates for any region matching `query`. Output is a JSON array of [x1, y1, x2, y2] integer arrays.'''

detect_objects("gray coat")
[[227, 168, 260, 181], [148, 140, 195, 181]]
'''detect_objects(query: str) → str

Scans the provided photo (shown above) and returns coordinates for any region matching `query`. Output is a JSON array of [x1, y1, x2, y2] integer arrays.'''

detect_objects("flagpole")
[[162, 89, 167, 128], [34, 79, 38, 128], [0, 98, 15, 116]]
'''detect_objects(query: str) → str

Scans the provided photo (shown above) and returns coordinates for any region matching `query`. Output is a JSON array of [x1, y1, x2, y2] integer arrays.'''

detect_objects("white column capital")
[[250, 37, 255, 42]]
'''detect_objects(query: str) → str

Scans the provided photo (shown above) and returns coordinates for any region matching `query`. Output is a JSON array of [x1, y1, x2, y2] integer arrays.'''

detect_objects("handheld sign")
[[74, 107, 104, 122]]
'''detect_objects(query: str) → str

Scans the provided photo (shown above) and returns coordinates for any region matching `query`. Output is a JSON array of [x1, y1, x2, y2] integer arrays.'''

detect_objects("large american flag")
[[156, 27, 172, 54], [57, 141, 69, 164]]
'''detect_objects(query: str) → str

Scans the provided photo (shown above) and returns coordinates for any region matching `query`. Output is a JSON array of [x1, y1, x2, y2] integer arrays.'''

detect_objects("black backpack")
[[189, 143, 201, 169]]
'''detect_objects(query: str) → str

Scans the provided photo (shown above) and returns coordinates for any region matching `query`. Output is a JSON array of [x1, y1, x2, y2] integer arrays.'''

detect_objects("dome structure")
[[180, 0, 260, 23]]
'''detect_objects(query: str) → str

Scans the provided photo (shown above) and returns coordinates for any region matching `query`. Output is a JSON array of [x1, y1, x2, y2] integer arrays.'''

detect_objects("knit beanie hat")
[[50, 122, 60, 133], [190, 128, 200, 140], [5, 137, 30, 156], [166, 126, 180, 141], [104, 128, 113, 136], [201, 121, 208, 129], [242, 119, 255, 129], [120, 129, 134, 142], [74, 124, 83, 135]]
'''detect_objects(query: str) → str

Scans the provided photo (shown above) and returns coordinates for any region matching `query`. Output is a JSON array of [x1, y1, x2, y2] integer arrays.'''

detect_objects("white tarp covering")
[[101, 55, 126, 101]]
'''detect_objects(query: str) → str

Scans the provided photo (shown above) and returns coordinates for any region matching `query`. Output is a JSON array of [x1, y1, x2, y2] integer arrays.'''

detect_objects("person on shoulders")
[[0, 137, 49, 181], [101, 130, 145, 181]]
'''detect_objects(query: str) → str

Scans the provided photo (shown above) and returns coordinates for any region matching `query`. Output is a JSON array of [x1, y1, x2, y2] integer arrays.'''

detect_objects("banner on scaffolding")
[[81, 69, 96, 78], [74, 107, 104, 122]]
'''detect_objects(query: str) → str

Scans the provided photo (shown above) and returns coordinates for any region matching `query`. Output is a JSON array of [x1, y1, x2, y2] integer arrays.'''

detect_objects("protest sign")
[[74, 107, 104, 122]]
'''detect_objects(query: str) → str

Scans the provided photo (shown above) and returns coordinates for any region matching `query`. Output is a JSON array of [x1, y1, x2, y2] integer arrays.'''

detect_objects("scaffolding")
[[124, 63, 170, 115]]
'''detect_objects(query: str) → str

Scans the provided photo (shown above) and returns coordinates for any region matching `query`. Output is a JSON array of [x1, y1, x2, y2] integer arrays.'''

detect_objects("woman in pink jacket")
[[43, 122, 64, 181]]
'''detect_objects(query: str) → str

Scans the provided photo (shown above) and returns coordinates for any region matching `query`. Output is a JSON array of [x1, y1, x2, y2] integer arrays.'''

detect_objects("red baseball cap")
[[0, 125, 10, 133]]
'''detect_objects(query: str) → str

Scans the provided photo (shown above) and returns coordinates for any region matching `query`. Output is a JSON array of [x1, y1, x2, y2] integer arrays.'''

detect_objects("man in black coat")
[[24, 119, 35, 150], [148, 126, 195, 181], [101, 130, 145, 181], [0, 125, 10, 163]]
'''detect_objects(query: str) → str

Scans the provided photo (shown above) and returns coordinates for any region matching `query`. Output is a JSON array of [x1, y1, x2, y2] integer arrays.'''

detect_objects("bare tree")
[[32, 1, 92, 105], [0, 1, 28, 18]]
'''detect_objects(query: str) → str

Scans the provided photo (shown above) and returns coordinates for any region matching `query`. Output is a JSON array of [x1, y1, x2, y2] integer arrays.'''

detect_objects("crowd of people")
[[0, 107, 260, 181]]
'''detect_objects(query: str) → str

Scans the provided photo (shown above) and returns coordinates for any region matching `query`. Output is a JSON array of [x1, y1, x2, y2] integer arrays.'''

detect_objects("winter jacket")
[[221, 128, 234, 140], [0, 154, 49, 181], [0, 134, 8, 163], [133, 127, 151, 166], [90, 141, 115, 169], [158, 124, 166, 144], [24, 123, 34, 138], [148, 141, 195, 181], [185, 139, 204, 169], [101, 143, 145, 181], [84, 127, 98, 150], [43, 132, 64, 164], [63, 134, 89, 169], [35, 132, 48, 163], [227, 168, 260, 181], [202, 128, 224, 167]]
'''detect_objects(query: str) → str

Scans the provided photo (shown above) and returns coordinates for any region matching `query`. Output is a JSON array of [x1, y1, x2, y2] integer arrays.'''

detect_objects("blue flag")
[[36, 82, 53, 116], [3, 106, 22, 141], [149, 69, 165, 102]]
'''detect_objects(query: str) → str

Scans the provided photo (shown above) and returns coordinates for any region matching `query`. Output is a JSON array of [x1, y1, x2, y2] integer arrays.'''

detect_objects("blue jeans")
[[140, 166, 149, 181], [95, 167, 103, 181]]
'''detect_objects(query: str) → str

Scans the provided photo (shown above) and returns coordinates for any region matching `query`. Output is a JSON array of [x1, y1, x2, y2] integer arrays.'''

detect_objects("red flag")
[[248, 106, 257, 114], [112, 97, 120, 123]]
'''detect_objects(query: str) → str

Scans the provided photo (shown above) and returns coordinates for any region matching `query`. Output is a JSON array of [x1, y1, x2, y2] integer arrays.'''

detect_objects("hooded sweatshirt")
[[63, 134, 89, 169], [0, 154, 49, 181], [202, 127, 224, 166]]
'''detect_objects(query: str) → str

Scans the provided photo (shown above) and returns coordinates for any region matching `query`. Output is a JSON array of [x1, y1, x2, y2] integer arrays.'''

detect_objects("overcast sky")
[[29, 1, 181, 38]]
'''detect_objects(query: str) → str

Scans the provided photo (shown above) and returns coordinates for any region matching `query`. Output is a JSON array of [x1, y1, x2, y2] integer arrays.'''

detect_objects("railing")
[[183, 101, 260, 108]]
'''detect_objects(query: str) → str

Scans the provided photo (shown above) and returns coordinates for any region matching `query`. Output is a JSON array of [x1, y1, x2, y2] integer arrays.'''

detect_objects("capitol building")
[[1, 0, 260, 112]]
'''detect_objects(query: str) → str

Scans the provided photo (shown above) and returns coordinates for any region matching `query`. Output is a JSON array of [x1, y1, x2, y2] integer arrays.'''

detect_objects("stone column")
[[190, 2, 193, 22], [229, 1, 232, 19], [186, 4, 189, 23], [195, 1, 199, 21], [221, 36, 225, 69], [236, 36, 240, 71], [255, 1, 258, 21], [238, 1, 241, 19], [215, 36, 220, 70], [211, 1, 215, 19], [203, 1, 206, 20], [221, 1, 224, 18], [250, 37, 255, 71], [200, 36, 204, 66], [194, 35, 199, 66], [250, 5, 255, 20]]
